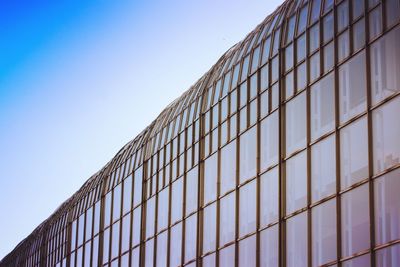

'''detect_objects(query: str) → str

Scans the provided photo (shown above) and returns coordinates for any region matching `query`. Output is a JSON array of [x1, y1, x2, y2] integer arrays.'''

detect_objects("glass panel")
[[262, 37, 271, 65], [219, 244, 235, 266], [204, 153, 218, 204], [239, 180, 257, 237], [171, 179, 183, 224], [341, 184, 370, 257], [240, 126, 257, 183], [144, 239, 154, 266], [121, 214, 130, 253], [241, 56, 250, 82], [311, 135, 336, 202], [285, 44, 294, 72], [271, 56, 279, 83], [310, 72, 335, 141], [220, 140, 236, 195], [260, 167, 279, 227], [261, 64, 269, 92], [220, 191, 236, 246], [123, 175, 132, 214], [251, 46, 260, 73], [323, 12, 334, 43], [312, 199, 337, 266], [340, 116, 369, 189], [310, 0, 322, 23], [184, 214, 197, 263], [105, 192, 112, 227], [156, 231, 168, 267], [239, 235, 256, 267], [323, 41, 335, 72], [386, 0, 400, 27], [310, 24, 320, 53], [186, 167, 198, 215], [297, 62, 307, 91], [298, 6, 309, 34], [286, 16, 296, 44], [132, 206, 142, 246], [338, 30, 350, 62], [286, 212, 308, 267], [260, 111, 279, 171], [286, 92, 307, 156], [374, 168, 400, 245], [131, 247, 140, 267], [372, 96, 400, 174], [285, 71, 294, 100], [249, 73, 258, 99], [170, 223, 182, 267], [111, 222, 120, 259], [337, 0, 349, 32], [339, 51, 367, 124], [369, 6, 382, 41], [286, 151, 307, 214], [157, 187, 169, 231], [370, 27, 400, 105], [375, 243, 400, 267], [260, 225, 279, 267], [342, 254, 371, 267], [203, 202, 216, 253], [297, 34, 307, 63], [310, 52, 320, 82], [353, 18, 366, 51], [103, 228, 110, 263], [203, 253, 216, 267], [352, 0, 365, 20], [133, 167, 143, 206], [146, 197, 155, 239]]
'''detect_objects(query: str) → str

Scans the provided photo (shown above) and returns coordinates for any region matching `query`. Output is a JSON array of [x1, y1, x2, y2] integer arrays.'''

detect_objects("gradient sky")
[[0, 0, 282, 259]]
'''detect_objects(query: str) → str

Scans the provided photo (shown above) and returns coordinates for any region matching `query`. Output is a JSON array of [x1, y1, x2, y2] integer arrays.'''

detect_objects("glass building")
[[1, 0, 400, 266]]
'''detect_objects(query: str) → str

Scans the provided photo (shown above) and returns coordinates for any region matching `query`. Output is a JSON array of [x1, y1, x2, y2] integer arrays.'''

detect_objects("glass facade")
[[1, 0, 400, 266]]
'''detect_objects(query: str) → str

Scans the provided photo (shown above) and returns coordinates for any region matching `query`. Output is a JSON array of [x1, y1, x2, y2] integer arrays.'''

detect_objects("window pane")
[[375, 243, 400, 267], [220, 192, 236, 246], [133, 167, 143, 206], [339, 51, 367, 124], [370, 27, 400, 105], [219, 244, 235, 266], [203, 203, 216, 253], [310, 0, 322, 24], [156, 232, 167, 267], [353, 18, 365, 51], [372, 96, 400, 174], [337, 0, 349, 32], [286, 92, 307, 155], [123, 175, 132, 214], [240, 126, 257, 183], [369, 6, 382, 41], [341, 184, 370, 257], [144, 239, 154, 266], [286, 151, 307, 214], [239, 180, 257, 237], [111, 222, 120, 259], [338, 30, 350, 62], [312, 199, 337, 267], [297, 34, 307, 63], [260, 167, 279, 227], [311, 135, 336, 202], [323, 13, 334, 43], [310, 24, 320, 53], [170, 223, 182, 267], [374, 168, 400, 245], [286, 212, 308, 267], [121, 214, 130, 253], [146, 197, 155, 239], [386, 0, 400, 27], [239, 235, 256, 267], [297, 62, 307, 91], [285, 44, 294, 72], [204, 153, 218, 204], [132, 206, 142, 246], [285, 72, 294, 100], [221, 140, 236, 195], [186, 167, 198, 215], [260, 111, 279, 171], [352, 0, 365, 20], [310, 52, 320, 82], [260, 225, 279, 267], [342, 254, 371, 267], [298, 6, 308, 34], [310, 72, 335, 141], [184, 214, 197, 263], [171, 179, 183, 224], [323, 41, 334, 72], [157, 187, 169, 231], [340, 116, 369, 189]]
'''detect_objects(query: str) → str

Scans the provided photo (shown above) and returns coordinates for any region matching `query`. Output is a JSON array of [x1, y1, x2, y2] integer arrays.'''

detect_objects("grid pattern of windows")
[[2, 0, 400, 266]]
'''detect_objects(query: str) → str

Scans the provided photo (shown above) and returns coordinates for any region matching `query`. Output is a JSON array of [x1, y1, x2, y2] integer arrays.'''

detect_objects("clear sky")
[[0, 0, 282, 259]]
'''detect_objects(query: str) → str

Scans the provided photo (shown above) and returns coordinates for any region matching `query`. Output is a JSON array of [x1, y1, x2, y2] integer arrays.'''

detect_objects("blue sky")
[[0, 0, 282, 259]]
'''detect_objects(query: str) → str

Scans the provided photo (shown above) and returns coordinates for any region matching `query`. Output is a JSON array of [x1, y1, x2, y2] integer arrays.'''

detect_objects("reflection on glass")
[[286, 151, 307, 214], [310, 72, 335, 141], [260, 225, 279, 267], [240, 126, 257, 183], [221, 140, 236, 195], [375, 243, 400, 267], [186, 167, 198, 215], [311, 135, 336, 202], [156, 232, 168, 267], [341, 184, 370, 257], [342, 254, 371, 267], [185, 214, 197, 263], [260, 167, 279, 227], [239, 235, 256, 267], [312, 199, 337, 267], [339, 51, 367, 124], [374, 168, 400, 245], [353, 19, 365, 51], [219, 244, 235, 266], [286, 212, 308, 267], [170, 223, 182, 267], [204, 153, 218, 204], [157, 188, 169, 231], [340, 116, 369, 189], [146, 197, 155, 239], [144, 239, 154, 266], [203, 203, 216, 253], [220, 192, 236, 246], [370, 27, 400, 105], [171, 179, 183, 224], [239, 180, 256, 237], [260, 112, 279, 171], [286, 92, 307, 156], [372, 96, 400, 174]]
